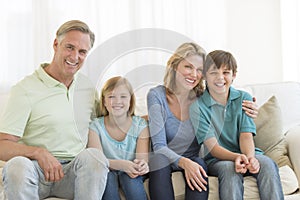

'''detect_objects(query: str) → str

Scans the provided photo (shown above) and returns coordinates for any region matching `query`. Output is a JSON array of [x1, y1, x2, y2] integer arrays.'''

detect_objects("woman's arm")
[[147, 88, 182, 163]]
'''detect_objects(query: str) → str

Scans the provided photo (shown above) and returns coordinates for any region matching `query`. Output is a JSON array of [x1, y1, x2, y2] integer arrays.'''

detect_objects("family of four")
[[0, 20, 283, 200]]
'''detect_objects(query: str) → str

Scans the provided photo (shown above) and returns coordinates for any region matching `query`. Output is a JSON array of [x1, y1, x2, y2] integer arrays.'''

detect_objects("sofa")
[[1, 81, 300, 200]]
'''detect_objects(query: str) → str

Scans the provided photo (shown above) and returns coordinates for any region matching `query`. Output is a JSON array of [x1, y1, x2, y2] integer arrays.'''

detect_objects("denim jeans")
[[2, 148, 109, 200], [102, 170, 147, 200], [149, 154, 209, 200], [208, 154, 284, 200]]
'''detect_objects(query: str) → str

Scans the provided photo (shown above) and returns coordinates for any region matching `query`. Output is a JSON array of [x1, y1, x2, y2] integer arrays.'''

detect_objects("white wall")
[[0, 0, 289, 91], [225, 0, 282, 86]]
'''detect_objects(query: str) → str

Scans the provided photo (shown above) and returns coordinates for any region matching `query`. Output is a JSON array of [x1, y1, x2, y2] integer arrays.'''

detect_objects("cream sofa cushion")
[[254, 96, 292, 168]]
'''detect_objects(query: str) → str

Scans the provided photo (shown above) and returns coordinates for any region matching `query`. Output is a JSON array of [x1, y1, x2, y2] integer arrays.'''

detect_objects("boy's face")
[[205, 64, 236, 97]]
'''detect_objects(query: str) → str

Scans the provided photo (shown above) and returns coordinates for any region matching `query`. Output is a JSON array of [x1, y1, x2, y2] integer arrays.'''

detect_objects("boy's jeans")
[[208, 154, 284, 200]]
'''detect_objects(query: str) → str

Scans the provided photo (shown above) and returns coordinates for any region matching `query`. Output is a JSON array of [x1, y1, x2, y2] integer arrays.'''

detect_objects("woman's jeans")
[[102, 170, 147, 200], [149, 154, 209, 200], [2, 148, 109, 200], [208, 154, 284, 200]]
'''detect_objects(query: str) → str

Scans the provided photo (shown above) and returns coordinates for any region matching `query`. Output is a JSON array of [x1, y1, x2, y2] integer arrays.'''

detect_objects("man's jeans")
[[3, 148, 109, 200]]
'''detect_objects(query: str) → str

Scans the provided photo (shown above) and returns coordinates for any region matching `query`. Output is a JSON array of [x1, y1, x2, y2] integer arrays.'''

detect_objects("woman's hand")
[[242, 97, 258, 118], [178, 157, 208, 192]]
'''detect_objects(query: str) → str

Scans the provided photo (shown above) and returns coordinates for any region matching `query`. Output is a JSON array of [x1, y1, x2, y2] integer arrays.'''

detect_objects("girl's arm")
[[136, 126, 150, 162], [132, 126, 150, 177], [87, 129, 103, 151]]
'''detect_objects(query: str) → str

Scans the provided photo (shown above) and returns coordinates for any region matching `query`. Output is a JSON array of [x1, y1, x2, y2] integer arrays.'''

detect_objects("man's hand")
[[26, 148, 64, 182]]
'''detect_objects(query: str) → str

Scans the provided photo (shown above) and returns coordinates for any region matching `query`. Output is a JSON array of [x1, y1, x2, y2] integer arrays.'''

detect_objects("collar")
[[202, 86, 241, 107], [36, 63, 78, 88]]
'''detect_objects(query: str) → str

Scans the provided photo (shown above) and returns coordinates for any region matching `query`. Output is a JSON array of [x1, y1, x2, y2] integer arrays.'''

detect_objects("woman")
[[147, 42, 258, 200]]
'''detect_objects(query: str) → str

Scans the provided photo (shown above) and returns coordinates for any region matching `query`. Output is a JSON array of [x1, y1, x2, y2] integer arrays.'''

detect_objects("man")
[[0, 20, 109, 200]]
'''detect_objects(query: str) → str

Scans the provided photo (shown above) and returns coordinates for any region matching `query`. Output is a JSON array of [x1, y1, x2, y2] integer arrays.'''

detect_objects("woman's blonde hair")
[[164, 42, 206, 97], [99, 76, 136, 116]]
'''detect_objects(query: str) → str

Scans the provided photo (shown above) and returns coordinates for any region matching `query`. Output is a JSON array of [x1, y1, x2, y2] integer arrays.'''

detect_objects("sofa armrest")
[[286, 125, 300, 188]]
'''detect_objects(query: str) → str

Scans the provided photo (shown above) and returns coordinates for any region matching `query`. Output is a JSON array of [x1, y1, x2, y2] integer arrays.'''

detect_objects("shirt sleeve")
[[240, 92, 257, 135], [0, 84, 31, 137], [147, 88, 182, 165]]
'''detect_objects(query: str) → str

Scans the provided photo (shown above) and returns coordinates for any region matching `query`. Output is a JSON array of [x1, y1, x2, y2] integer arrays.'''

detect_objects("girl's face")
[[205, 65, 236, 97], [104, 84, 131, 117], [175, 54, 203, 92]]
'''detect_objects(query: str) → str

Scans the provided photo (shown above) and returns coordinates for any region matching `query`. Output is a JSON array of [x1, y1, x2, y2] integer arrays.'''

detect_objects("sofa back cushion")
[[241, 81, 300, 134]]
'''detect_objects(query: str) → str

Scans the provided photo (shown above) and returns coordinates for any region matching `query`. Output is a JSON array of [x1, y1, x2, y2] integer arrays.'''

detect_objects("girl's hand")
[[133, 159, 149, 175], [179, 157, 208, 192], [242, 97, 258, 118], [126, 172, 139, 179], [119, 160, 140, 175]]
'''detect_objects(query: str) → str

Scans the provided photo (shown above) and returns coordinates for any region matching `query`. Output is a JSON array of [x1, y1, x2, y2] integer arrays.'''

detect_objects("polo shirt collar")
[[36, 63, 78, 88], [202, 86, 241, 107]]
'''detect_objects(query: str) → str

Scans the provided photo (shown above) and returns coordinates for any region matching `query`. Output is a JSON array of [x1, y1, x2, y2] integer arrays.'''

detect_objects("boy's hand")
[[247, 157, 260, 174], [235, 154, 249, 174]]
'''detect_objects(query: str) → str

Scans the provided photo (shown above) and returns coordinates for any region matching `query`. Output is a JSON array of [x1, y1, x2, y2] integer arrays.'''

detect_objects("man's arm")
[[0, 132, 64, 182], [0, 132, 38, 160]]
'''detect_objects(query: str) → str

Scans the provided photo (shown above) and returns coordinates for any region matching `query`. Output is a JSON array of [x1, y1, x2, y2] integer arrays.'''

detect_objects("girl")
[[88, 76, 149, 200]]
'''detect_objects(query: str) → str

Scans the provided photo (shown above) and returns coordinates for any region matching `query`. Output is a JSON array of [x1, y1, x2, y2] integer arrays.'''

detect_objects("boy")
[[190, 50, 283, 200]]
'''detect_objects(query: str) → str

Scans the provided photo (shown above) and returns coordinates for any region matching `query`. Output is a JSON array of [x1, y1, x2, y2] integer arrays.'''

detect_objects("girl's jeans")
[[102, 170, 147, 200]]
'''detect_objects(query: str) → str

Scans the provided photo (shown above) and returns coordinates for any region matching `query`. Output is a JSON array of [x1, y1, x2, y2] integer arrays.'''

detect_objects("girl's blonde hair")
[[164, 42, 206, 97], [99, 76, 136, 116]]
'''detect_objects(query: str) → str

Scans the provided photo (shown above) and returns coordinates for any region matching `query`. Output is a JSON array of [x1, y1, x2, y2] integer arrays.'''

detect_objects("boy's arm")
[[205, 136, 252, 173], [204, 137, 241, 161], [240, 132, 260, 173], [239, 132, 255, 158]]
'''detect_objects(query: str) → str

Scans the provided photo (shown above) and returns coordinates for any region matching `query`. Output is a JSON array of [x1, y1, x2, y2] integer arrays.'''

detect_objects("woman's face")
[[175, 54, 203, 92]]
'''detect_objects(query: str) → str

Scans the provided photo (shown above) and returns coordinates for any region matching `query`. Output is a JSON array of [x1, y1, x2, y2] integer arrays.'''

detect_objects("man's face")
[[53, 30, 91, 78]]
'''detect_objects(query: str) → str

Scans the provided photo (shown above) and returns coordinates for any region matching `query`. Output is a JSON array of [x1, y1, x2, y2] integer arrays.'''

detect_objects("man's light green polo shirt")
[[0, 65, 98, 160]]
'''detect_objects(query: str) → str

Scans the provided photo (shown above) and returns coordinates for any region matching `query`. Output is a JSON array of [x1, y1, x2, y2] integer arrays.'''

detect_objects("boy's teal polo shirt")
[[0, 65, 98, 160], [190, 87, 263, 164]]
